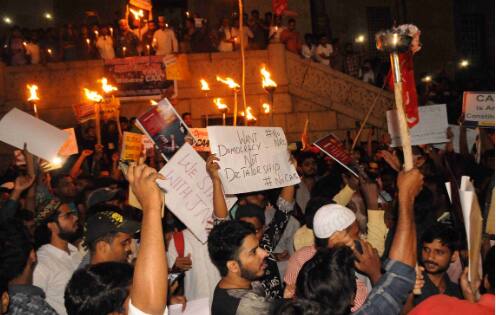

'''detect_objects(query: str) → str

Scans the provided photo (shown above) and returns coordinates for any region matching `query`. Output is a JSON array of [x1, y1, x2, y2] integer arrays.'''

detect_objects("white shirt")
[[232, 26, 254, 49], [269, 26, 285, 43], [153, 28, 178, 55], [296, 181, 311, 212], [315, 44, 333, 65], [301, 44, 315, 60], [129, 300, 167, 315], [33, 244, 83, 315], [96, 35, 115, 60], [218, 27, 235, 52], [132, 25, 148, 41], [167, 229, 220, 305], [361, 70, 375, 84], [25, 42, 40, 64]]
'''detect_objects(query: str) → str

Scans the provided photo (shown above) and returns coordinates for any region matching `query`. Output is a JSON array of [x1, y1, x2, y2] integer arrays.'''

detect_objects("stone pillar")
[[267, 43, 288, 87]]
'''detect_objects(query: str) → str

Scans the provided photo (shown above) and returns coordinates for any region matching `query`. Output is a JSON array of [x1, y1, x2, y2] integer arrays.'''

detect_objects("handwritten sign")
[[463, 92, 495, 127], [157, 144, 237, 243], [121, 132, 143, 162], [190, 128, 210, 152], [0, 108, 68, 161], [387, 104, 448, 147], [58, 128, 79, 157], [207, 126, 300, 195], [313, 133, 358, 177]]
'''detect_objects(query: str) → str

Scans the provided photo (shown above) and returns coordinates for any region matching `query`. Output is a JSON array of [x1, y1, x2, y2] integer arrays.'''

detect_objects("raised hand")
[[206, 154, 221, 181], [126, 164, 165, 212]]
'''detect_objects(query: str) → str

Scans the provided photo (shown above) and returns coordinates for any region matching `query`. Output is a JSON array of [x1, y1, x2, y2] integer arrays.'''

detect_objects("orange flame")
[[129, 8, 144, 20], [242, 107, 257, 121], [98, 77, 118, 94], [150, 100, 158, 105], [216, 76, 240, 90], [213, 98, 228, 111], [262, 103, 271, 114], [27, 84, 40, 102], [200, 79, 210, 91], [84, 88, 103, 103], [261, 66, 277, 89]]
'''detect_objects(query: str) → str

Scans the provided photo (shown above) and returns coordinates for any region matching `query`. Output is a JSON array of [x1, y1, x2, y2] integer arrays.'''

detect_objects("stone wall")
[[0, 44, 393, 167]]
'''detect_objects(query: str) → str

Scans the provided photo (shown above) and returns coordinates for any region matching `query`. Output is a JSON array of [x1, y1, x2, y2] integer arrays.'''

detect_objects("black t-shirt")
[[211, 284, 271, 315], [413, 271, 464, 306]]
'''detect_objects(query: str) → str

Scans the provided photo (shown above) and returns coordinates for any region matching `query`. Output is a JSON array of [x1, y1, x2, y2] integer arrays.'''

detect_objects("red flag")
[[272, 0, 288, 16], [387, 52, 419, 128]]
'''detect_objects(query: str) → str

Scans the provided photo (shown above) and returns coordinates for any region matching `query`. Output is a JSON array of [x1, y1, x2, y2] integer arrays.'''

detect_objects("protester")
[[116, 19, 139, 57], [218, 18, 236, 52], [343, 42, 361, 78], [0, 219, 58, 314], [95, 25, 115, 60], [33, 199, 83, 315], [153, 16, 179, 56], [248, 10, 266, 50], [280, 18, 301, 54], [232, 18, 254, 51], [301, 33, 315, 60], [315, 35, 333, 66]]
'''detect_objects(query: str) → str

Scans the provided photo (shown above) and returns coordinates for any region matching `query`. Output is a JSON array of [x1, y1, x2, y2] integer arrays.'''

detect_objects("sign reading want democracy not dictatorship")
[[207, 126, 300, 195], [462, 92, 495, 127], [157, 144, 236, 243]]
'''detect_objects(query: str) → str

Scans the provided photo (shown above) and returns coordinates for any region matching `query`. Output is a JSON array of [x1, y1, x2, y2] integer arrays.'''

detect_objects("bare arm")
[[70, 149, 93, 178], [389, 169, 423, 266], [128, 164, 167, 315], [206, 155, 228, 219]]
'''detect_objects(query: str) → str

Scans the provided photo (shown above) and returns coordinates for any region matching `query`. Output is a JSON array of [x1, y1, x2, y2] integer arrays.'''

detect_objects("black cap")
[[84, 211, 140, 245]]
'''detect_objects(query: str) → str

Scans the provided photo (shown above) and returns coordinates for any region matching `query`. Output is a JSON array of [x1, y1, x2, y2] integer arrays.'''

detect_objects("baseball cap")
[[313, 204, 356, 239], [84, 211, 140, 245], [86, 187, 121, 209]]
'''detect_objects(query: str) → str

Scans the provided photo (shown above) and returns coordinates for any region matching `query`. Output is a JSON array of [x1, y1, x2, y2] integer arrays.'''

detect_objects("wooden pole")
[[238, 0, 247, 126], [390, 52, 413, 171], [95, 102, 102, 146]]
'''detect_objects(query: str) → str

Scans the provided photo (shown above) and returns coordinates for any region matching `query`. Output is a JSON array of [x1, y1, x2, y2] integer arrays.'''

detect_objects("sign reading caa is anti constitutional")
[[463, 92, 495, 127], [207, 126, 301, 195]]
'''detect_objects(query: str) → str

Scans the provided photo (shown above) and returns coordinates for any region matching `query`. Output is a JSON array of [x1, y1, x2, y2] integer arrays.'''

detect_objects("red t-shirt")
[[410, 294, 495, 315]]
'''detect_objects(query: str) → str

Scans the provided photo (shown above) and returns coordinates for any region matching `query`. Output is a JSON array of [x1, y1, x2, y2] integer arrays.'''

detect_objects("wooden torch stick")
[[390, 52, 413, 171], [94, 102, 102, 146]]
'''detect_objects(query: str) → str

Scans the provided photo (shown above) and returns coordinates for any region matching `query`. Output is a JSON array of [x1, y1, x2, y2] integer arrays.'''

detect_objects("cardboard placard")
[[73, 102, 95, 123], [387, 104, 449, 147], [58, 128, 79, 157], [0, 108, 68, 161], [157, 144, 237, 243], [462, 92, 495, 127], [190, 128, 210, 152], [207, 126, 300, 195], [313, 133, 358, 177], [136, 98, 192, 161], [121, 132, 143, 162]]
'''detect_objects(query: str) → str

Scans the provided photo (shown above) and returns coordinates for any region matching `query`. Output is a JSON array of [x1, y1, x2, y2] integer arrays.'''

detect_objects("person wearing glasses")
[[33, 198, 83, 315]]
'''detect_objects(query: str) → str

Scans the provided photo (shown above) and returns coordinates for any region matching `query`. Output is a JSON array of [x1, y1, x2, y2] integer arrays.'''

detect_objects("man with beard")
[[33, 198, 83, 315], [78, 211, 140, 268], [208, 220, 270, 315], [407, 223, 463, 309]]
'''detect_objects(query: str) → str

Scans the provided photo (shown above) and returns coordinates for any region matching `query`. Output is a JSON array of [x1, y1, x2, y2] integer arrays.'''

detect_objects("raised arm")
[[206, 154, 228, 219], [127, 164, 167, 315], [70, 149, 93, 178]]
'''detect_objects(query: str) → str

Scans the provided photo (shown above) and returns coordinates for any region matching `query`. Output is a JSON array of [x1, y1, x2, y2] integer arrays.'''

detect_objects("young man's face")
[[236, 234, 268, 281], [421, 239, 454, 274], [239, 217, 263, 241], [53, 203, 80, 241], [102, 232, 133, 263], [300, 157, 317, 177], [55, 176, 77, 200]]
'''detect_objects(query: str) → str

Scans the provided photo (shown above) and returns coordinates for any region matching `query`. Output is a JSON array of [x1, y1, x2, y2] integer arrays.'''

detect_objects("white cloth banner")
[[0, 108, 68, 161], [207, 126, 300, 194], [157, 143, 236, 243], [387, 104, 448, 147]]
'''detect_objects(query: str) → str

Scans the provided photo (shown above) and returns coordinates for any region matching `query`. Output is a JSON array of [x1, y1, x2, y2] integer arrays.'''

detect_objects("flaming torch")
[[262, 103, 271, 114], [84, 88, 104, 145], [98, 77, 121, 138], [214, 98, 229, 126], [200, 79, 211, 126], [216, 76, 240, 126], [261, 66, 277, 125], [27, 84, 40, 118], [242, 106, 257, 125]]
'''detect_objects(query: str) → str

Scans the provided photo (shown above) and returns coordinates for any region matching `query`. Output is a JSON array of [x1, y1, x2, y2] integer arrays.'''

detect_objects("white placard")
[[157, 143, 236, 243], [0, 108, 68, 161], [463, 92, 495, 127], [387, 104, 448, 147], [169, 298, 210, 315], [207, 126, 301, 194], [433, 125, 478, 153]]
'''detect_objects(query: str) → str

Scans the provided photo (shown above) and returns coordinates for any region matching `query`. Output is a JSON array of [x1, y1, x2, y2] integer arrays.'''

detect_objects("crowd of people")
[[0, 104, 493, 315], [1, 9, 384, 86]]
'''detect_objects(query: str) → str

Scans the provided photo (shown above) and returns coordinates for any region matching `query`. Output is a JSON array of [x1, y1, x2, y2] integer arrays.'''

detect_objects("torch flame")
[[98, 77, 118, 94], [213, 98, 228, 111], [245, 107, 257, 121], [150, 100, 158, 105], [129, 8, 144, 20], [262, 103, 271, 114], [216, 76, 240, 90], [27, 84, 40, 102], [261, 66, 277, 88], [84, 88, 103, 103], [200, 79, 210, 91]]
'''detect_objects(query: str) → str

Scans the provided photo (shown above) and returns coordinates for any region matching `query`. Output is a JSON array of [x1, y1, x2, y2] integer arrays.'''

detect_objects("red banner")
[[272, 0, 288, 16]]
